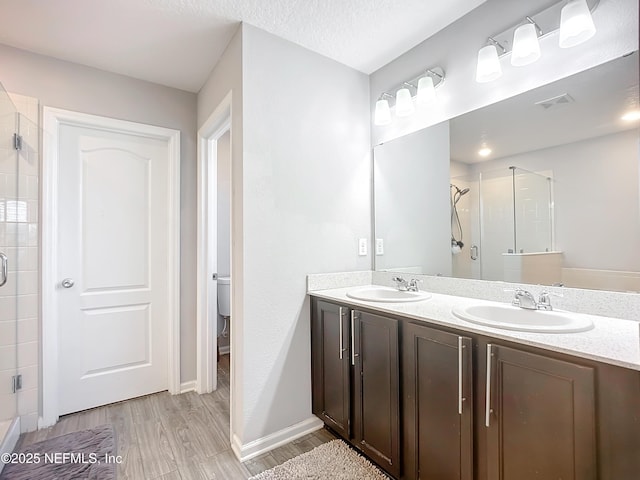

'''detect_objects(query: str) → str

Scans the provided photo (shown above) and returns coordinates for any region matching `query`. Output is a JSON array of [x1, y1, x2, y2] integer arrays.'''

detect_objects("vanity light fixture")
[[395, 84, 415, 117], [559, 0, 597, 48], [374, 67, 445, 126], [621, 110, 640, 122], [476, 39, 504, 83], [475, 0, 599, 83], [511, 18, 542, 66], [374, 94, 393, 126]]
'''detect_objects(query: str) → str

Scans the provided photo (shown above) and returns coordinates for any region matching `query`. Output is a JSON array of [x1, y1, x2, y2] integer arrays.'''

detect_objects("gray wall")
[[0, 43, 199, 383], [239, 24, 371, 444]]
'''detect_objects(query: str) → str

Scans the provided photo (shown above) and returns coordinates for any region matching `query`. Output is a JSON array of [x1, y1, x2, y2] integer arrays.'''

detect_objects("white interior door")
[[55, 118, 177, 415]]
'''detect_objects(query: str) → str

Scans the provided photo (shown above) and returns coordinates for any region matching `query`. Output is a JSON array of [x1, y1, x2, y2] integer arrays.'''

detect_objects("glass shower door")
[[0, 83, 18, 434], [513, 167, 553, 253]]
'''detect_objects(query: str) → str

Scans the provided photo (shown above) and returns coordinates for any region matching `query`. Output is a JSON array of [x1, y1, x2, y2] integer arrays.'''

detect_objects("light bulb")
[[511, 23, 541, 66], [374, 99, 391, 126], [559, 0, 596, 48], [416, 76, 436, 105], [476, 45, 502, 83], [621, 110, 640, 122], [478, 147, 492, 157], [395, 88, 414, 117]]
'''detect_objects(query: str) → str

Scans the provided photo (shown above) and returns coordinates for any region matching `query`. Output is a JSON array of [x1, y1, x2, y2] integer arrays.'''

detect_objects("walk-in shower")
[[0, 83, 21, 464], [451, 166, 555, 282], [0, 83, 38, 468]]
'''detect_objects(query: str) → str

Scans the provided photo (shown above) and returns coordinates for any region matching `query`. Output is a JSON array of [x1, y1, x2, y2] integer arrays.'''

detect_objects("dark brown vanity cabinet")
[[352, 310, 401, 478], [481, 342, 597, 480], [402, 322, 473, 480], [311, 299, 401, 478], [311, 300, 351, 439], [311, 297, 640, 480]]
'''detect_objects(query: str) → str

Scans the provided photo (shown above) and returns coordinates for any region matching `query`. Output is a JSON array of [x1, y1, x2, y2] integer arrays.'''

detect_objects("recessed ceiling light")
[[478, 147, 492, 157], [621, 110, 640, 122]]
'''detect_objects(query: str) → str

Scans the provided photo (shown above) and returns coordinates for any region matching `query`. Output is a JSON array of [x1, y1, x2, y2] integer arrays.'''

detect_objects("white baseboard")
[[231, 416, 324, 462], [219, 345, 230, 355], [180, 380, 197, 393], [0, 417, 21, 474]]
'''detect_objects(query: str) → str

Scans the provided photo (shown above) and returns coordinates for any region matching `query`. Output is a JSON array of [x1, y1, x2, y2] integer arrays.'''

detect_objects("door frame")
[[40, 107, 181, 427], [196, 92, 232, 394]]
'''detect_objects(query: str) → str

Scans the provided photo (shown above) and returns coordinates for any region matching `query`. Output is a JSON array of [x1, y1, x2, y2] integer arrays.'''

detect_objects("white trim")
[[231, 416, 324, 462], [0, 418, 20, 474], [41, 107, 181, 427], [180, 381, 197, 393], [196, 91, 232, 395]]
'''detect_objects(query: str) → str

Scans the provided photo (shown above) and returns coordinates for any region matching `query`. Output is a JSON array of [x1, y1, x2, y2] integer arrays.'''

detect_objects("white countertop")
[[309, 286, 640, 371]]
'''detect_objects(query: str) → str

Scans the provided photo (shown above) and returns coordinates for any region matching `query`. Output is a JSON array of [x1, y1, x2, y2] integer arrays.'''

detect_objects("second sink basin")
[[452, 304, 594, 333], [347, 286, 431, 303]]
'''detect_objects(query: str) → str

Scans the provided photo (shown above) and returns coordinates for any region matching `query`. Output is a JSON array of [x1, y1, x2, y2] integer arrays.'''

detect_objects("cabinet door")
[[402, 322, 473, 480], [485, 343, 596, 480], [311, 300, 351, 439], [352, 310, 400, 478]]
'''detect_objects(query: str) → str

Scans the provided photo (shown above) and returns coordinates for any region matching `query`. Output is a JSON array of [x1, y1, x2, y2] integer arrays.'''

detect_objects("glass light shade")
[[559, 0, 596, 48], [374, 99, 391, 126], [416, 76, 436, 105], [475, 45, 502, 83], [395, 87, 414, 117], [511, 23, 541, 66]]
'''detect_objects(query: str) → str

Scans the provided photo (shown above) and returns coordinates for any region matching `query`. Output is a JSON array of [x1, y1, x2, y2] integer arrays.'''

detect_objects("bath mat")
[[0, 424, 116, 480], [249, 439, 389, 479]]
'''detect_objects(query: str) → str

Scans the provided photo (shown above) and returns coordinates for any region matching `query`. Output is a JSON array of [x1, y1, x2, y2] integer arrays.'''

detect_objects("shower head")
[[451, 184, 470, 196]]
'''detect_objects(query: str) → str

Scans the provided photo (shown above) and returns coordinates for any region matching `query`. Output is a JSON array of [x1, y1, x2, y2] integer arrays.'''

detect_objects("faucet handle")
[[392, 276, 408, 291], [537, 290, 563, 310], [539, 290, 563, 298]]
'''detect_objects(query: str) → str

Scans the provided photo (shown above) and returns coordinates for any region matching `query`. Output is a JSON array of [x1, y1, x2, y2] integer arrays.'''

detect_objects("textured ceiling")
[[0, 0, 485, 92]]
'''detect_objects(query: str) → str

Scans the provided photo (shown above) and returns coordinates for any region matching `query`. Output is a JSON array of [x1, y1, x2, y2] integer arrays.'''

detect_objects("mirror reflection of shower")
[[450, 183, 470, 254]]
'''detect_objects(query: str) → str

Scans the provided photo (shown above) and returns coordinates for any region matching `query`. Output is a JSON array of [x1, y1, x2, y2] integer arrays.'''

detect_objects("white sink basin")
[[347, 286, 431, 303], [452, 304, 594, 333]]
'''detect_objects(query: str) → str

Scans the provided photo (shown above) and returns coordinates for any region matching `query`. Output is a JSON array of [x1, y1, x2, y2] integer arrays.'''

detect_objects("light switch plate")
[[358, 238, 367, 256], [376, 238, 384, 255]]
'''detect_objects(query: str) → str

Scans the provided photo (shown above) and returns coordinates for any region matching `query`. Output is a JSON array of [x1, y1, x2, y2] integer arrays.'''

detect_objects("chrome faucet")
[[511, 288, 538, 310], [511, 288, 560, 311], [392, 276, 421, 292]]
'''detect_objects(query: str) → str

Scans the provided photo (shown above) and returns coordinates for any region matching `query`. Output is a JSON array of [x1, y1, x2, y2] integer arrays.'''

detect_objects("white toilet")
[[217, 276, 231, 336]]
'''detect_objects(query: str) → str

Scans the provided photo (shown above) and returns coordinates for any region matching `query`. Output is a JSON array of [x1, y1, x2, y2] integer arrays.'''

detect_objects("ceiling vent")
[[535, 93, 575, 110]]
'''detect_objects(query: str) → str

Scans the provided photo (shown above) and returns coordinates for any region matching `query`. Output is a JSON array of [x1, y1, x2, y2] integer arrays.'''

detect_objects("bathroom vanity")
[[309, 286, 640, 480]]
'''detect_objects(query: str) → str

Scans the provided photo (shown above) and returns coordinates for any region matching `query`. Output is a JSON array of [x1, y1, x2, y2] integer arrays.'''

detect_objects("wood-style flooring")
[[17, 355, 336, 479]]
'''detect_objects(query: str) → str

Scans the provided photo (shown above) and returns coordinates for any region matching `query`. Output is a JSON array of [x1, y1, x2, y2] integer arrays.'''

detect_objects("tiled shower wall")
[[7, 93, 39, 432]]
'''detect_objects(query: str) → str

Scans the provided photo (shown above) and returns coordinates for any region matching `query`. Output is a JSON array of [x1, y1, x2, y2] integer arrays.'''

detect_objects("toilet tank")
[[217, 276, 231, 317]]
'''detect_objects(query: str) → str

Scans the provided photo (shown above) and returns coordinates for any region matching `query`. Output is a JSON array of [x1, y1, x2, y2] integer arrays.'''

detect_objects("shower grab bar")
[[0, 253, 7, 287]]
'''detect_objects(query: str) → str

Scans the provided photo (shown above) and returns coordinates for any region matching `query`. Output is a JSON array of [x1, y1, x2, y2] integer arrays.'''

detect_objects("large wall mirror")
[[373, 51, 639, 293]]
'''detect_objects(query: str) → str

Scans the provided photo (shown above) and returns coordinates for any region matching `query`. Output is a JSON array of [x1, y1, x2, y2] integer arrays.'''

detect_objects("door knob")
[[61, 278, 75, 288]]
